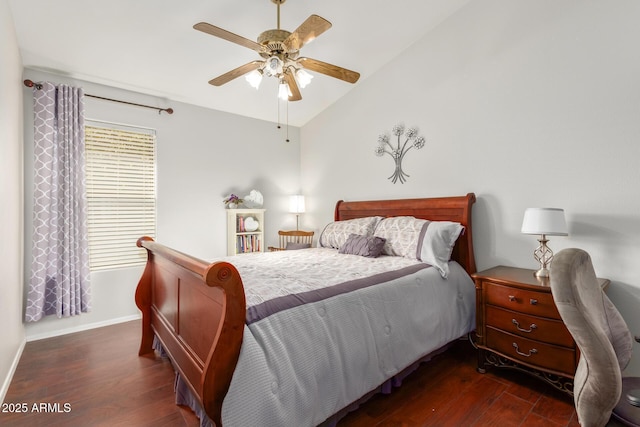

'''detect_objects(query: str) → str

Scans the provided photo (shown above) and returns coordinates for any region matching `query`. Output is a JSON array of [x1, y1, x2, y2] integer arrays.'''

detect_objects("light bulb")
[[264, 56, 283, 77]]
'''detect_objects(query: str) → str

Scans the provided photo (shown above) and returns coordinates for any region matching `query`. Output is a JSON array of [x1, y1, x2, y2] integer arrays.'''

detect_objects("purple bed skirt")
[[155, 335, 457, 427]]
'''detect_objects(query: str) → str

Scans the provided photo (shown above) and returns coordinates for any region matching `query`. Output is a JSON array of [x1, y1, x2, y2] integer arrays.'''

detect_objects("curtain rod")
[[23, 79, 174, 115]]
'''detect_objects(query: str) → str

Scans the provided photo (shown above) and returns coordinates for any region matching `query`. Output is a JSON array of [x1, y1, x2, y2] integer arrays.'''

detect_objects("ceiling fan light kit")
[[194, 0, 360, 102]]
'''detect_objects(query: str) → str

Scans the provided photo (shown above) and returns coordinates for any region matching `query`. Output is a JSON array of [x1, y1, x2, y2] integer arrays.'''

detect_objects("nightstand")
[[473, 265, 610, 394]]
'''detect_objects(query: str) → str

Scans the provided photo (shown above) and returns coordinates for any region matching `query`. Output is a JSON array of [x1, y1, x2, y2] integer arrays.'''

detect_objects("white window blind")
[[85, 123, 156, 270]]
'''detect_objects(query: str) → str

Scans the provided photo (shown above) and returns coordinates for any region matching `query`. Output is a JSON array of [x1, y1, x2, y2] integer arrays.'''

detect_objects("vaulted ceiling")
[[9, 0, 470, 126]]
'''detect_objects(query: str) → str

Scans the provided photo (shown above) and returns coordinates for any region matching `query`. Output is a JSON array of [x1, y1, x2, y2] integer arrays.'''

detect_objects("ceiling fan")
[[194, 0, 360, 102]]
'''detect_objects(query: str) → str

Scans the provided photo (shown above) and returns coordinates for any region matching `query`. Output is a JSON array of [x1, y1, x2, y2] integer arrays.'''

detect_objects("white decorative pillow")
[[373, 216, 427, 259], [418, 221, 464, 279], [319, 216, 383, 249]]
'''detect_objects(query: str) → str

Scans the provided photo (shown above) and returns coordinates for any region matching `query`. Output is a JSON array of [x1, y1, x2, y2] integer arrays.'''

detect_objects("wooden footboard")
[[135, 237, 245, 427]]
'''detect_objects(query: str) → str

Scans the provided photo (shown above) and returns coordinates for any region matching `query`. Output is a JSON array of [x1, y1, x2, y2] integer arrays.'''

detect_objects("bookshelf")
[[226, 208, 265, 255]]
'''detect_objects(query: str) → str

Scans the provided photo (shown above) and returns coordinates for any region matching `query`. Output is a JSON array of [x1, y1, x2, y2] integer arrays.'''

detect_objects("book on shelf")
[[236, 234, 261, 253]]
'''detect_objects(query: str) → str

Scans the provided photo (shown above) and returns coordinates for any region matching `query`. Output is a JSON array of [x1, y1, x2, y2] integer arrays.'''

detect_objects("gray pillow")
[[285, 242, 311, 250], [339, 234, 386, 258]]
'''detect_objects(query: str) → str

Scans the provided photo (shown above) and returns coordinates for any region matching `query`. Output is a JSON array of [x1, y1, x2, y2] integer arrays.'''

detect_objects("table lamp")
[[521, 207, 568, 278], [289, 195, 305, 230]]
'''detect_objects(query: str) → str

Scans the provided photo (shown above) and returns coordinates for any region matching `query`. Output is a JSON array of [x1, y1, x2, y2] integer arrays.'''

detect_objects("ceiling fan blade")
[[298, 57, 360, 84], [194, 22, 265, 53], [208, 61, 263, 86], [284, 71, 302, 101], [284, 15, 332, 51]]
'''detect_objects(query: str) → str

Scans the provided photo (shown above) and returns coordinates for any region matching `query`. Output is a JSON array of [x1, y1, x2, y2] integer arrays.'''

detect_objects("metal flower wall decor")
[[374, 123, 426, 184]]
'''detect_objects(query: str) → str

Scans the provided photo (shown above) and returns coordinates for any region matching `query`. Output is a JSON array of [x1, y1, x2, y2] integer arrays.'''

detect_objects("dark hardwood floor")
[[1, 320, 625, 426]]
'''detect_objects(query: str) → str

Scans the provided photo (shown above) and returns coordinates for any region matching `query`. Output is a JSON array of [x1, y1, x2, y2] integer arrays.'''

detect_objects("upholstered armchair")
[[550, 248, 640, 427]]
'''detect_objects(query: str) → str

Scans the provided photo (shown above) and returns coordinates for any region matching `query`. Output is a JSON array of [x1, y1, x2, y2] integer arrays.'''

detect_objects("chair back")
[[551, 248, 633, 427], [278, 230, 314, 249]]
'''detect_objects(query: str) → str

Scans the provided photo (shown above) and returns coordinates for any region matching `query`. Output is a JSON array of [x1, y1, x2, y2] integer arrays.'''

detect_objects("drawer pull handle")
[[512, 319, 538, 333], [512, 342, 538, 357], [508, 295, 516, 302], [530, 298, 538, 305]]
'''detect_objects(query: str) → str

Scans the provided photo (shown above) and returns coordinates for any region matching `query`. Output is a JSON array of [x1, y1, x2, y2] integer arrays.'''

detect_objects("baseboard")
[[25, 314, 142, 342], [0, 337, 26, 404]]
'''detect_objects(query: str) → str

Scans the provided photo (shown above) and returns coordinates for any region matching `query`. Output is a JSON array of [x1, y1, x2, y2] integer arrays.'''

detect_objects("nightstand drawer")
[[485, 282, 560, 319], [485, 305, 574, 347], [486, 327, 576, 376]]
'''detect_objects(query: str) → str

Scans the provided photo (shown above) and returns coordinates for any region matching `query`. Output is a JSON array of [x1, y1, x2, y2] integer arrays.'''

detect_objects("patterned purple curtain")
[[26, 82, 91, 322]]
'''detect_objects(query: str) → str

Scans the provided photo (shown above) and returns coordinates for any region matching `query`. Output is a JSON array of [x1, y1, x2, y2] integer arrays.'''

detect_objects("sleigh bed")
[[135, 193, 477, 426]]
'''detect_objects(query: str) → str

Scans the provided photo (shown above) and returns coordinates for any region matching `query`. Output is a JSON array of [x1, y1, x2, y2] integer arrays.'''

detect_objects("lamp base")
[[533, 235, 553, 278], [534, 267, 550, 278]]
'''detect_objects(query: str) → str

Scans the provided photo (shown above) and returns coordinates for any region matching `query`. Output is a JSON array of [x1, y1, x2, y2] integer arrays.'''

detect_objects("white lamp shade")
[[265, 56, 284, 76], [245, 69, 263, 89], [521, 208, 568, 236], [296, 69, 313, 88], [289, 195, 305, 214], [278, 81, 292, 100]]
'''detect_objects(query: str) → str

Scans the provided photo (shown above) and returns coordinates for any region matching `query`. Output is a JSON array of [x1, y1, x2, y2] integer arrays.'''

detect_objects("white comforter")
[[214, 248, 476, 427]]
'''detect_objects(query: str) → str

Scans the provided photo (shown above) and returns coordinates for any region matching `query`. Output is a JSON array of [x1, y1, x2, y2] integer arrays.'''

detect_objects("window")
[[85, 122, 156, 270]]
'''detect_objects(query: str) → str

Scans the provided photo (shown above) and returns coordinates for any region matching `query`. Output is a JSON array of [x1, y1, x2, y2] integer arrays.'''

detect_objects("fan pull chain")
[[286, 101, 290, 142], [275, 98, 290, 142], [275, 90, 290, 142]]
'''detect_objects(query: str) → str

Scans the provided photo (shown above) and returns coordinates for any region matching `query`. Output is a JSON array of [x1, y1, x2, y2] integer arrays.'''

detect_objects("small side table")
[[472, 265, 609, 395]]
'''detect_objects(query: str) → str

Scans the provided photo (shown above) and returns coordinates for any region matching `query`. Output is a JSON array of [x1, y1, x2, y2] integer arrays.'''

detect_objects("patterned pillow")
[[418, 221, 464, 278], [373, 216, 427, 259], [319, 216, 383, 249], [338, 234, 386, 258]]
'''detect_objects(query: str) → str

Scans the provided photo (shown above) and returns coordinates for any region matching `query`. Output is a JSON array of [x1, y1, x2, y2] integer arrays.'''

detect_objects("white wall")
[[0, 0, 25, 402], [301, 0, 640, 375], [21, 69, 301, 339]]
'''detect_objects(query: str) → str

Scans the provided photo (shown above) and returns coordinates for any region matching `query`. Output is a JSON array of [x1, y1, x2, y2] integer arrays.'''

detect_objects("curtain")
[[26, 82, 91, 322]]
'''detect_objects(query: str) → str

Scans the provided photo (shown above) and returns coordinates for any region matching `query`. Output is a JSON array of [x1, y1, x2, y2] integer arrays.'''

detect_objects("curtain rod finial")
[[23, 79, 42, 89]]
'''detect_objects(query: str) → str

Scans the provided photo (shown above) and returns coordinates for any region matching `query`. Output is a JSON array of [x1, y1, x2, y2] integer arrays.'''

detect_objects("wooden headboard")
[[334, 193, 476, 275]]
